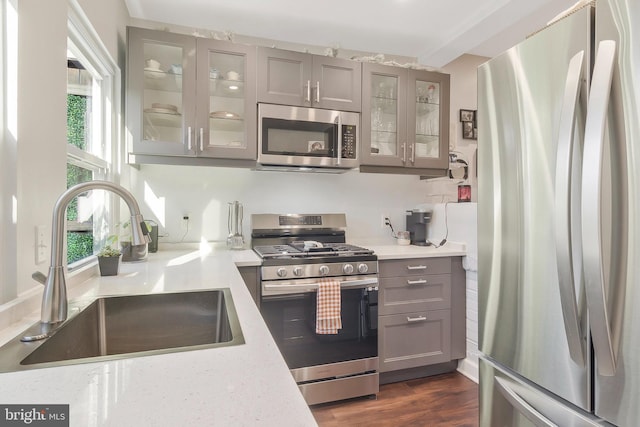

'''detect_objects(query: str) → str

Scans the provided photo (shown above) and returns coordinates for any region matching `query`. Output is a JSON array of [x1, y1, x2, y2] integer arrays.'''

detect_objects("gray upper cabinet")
[[127, 27, 257, 161], [360, 63, 450, 175], [257, 47, 361, 112]]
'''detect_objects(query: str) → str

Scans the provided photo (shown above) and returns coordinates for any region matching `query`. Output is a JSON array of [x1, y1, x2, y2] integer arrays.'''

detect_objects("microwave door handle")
[[336, 115, 342, 165], [305, 80, 311, 103], [582, 39, 618, 377], [555, 50, 585, 367]]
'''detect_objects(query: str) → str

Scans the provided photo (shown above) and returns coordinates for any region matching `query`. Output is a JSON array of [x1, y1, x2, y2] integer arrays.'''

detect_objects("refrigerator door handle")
[[582, 39, 617, 376], [554, 50, 585, 367], [495, 377, 558, 427]]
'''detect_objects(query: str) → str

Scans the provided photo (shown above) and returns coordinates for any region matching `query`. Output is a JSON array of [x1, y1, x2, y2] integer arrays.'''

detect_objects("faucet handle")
[[32, 271, 47, 285]]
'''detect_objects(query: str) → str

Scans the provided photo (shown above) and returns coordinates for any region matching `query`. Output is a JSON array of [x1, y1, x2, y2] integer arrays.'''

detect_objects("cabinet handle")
[[401, 142, 407, 164], [407, 316, 427, 323], [187, 126, 192, 151], [407, 265, 427, 270], [316, 81, 320, 103], [336, 114, 342, 165], [199, 128, 204, 152], [409, 144, 415, 163], [407, 279, 427, 285], [305, 80, 311, 102]]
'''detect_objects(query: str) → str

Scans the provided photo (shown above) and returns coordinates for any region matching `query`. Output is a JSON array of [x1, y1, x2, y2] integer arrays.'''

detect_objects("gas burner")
[[254, 242, 373, 259]]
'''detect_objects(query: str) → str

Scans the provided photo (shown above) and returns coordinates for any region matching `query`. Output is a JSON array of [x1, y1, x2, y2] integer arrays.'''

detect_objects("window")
[[66, 4, 120, 265]]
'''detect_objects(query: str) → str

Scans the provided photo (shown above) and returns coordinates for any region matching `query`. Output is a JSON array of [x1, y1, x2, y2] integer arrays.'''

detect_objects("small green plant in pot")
[[97, 245, 121, 276]]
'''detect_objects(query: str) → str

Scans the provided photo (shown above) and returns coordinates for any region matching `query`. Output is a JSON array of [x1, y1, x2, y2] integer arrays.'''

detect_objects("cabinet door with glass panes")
[[195, 39, 256, 159], [406, 69, 450, 169], [127, 27, 196, 156], [361, 63, 408, 167]]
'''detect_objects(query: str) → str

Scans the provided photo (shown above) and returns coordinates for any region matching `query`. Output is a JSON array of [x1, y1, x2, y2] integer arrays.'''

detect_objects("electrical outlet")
[[381, 214, 390, 228], [181, 214, 190, 230], [35, 225, 47, 264]]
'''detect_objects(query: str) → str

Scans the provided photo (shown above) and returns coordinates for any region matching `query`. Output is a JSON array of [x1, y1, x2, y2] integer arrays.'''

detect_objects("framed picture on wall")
[[460, 109, 475, 122], [462, 121, 475, 139]]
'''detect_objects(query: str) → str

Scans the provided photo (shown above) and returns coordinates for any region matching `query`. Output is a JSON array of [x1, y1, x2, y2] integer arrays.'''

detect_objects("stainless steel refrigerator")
[[478, 0, 640, 425]]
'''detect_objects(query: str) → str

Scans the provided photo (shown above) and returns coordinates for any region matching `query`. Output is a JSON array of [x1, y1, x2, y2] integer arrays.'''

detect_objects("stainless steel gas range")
[[251, 213, 379, 405]]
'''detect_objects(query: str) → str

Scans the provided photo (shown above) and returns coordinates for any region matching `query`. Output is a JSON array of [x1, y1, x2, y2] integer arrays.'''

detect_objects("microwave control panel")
[[342, 125, 357, 159]]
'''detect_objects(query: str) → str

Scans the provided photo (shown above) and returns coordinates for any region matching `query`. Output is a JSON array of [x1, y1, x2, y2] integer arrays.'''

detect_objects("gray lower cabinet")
[[378, 309, 451, 372], [378, 257, 465, 374], [257, 47, 362, 112], [238, 266, 260, 308]]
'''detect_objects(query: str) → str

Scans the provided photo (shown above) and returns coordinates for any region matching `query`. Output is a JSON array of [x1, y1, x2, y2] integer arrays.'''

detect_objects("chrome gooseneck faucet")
[[33, 180, 150, 326]]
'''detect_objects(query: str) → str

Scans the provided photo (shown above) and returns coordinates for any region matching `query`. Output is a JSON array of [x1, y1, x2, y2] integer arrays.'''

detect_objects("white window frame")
[[66, 0, 121, 269]]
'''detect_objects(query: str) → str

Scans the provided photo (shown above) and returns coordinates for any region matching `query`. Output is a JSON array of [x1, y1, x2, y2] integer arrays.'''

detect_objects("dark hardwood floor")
[[311, 372, 479, 426]]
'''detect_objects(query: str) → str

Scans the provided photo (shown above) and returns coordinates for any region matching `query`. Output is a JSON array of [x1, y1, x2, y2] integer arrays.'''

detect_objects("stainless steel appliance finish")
[[227, 200, 244, 250], [252, 213, 379, 405], [30, 181, 150, 330], [478, 1, 640, 426], [0, 289, 244, 373], [257, 103, 360, 171]]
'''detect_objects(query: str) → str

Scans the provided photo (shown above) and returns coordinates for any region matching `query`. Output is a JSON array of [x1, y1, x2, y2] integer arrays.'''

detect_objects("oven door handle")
[[262, 277, 379, 295]]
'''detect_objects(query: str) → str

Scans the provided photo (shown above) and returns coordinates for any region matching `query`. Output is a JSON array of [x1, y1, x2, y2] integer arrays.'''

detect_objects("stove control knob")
[[293, 267, 303, 276], [343, 264, 354, 274], [319, 265, 330, 276], [276, 268, 287, 278], [358, 263, 369, 274]]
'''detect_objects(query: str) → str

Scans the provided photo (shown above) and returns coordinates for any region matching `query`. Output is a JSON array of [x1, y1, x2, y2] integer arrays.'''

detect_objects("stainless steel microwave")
[[257, 103, 360, 171]]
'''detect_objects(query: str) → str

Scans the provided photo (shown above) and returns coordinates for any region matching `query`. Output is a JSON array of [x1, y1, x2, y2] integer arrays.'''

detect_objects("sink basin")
[[0, 289, 244, 372]]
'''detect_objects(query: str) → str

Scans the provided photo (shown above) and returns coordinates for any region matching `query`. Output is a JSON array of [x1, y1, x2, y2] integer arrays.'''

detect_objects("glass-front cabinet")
[[196, 39, 256, 159], [361, 63, 450, 172], [127, 27, 256, 160]]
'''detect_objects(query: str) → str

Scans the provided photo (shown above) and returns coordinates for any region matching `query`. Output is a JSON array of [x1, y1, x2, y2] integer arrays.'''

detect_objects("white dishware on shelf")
[[226, 70, 240, 81], [210, 111, 241, 120], [145, 58, 161, 70], [144, 103, 180, 115]]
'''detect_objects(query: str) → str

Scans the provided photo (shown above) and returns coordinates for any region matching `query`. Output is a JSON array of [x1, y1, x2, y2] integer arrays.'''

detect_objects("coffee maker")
[[406, 209, 432, 246]]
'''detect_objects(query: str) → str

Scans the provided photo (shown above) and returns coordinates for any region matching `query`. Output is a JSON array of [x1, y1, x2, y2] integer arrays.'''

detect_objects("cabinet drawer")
[[379, 258, 451, 278], [378, 309, 451, 372], [379, 274, 451, 315]]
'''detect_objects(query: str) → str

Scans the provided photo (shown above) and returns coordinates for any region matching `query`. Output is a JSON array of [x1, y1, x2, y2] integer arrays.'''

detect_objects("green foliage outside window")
[[67, 94, 86, 150], [67, 94, 94, 264]]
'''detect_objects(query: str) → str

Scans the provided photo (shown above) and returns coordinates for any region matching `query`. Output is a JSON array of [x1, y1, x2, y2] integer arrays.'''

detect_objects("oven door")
[[258, 103, 359, 169], [260, 277, 378, 370]]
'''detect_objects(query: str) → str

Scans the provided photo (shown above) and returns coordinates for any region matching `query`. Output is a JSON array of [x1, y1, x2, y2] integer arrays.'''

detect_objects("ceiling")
[[124, 0, 579, 67]]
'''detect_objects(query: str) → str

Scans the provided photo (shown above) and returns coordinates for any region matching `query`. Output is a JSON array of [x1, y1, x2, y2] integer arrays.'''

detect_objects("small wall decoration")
[[460, 109, 477, 140]]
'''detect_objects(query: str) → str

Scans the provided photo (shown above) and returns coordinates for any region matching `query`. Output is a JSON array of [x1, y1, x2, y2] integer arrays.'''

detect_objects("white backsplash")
[[127, 165, 436, 245]]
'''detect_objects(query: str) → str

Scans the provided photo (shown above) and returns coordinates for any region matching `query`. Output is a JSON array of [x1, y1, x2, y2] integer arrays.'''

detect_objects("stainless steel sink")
[[0, 289, 244, 372]]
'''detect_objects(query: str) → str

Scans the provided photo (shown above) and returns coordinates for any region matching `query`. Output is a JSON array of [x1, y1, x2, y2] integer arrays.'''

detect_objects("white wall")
[[127, 165, 432, 245], [15, 0, 68, 299], [428, 202, 478, 382], [424, 53, 488, 382], [1, 0, 129, 304], [423, 54, 488, 204]]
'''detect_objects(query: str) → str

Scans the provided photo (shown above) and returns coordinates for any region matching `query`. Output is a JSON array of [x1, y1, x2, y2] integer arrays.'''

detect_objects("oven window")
[[261, 288, 377, 369], [262, 118, 336, 157]]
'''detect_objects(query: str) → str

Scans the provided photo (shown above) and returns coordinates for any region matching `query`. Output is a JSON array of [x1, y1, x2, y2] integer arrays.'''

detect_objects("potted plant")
[[97, 245, 121, 276]]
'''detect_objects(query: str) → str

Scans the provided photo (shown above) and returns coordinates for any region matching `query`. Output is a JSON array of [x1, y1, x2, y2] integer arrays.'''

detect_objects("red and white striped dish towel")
[[316, 278, 342, 334]]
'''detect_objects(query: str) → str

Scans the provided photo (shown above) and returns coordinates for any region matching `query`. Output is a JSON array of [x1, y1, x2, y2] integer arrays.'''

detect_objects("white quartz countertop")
[[0, 241, 469, 426], [0, 247, 315, 427], [352, 240, 467, 260]]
